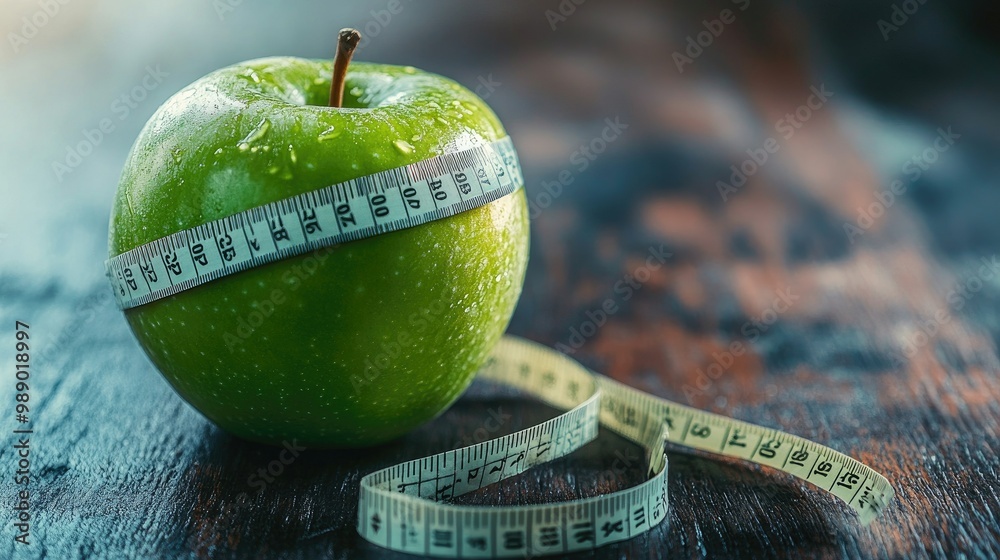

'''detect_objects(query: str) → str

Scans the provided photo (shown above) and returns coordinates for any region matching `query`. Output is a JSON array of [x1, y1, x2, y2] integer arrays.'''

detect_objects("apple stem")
[[329, 28, 362, 108]]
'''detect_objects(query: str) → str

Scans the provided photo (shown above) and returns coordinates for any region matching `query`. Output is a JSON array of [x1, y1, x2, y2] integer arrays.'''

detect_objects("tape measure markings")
[[359, 337, 671, 557], [107, 137, 521, 309], [358, 337, 892, 557], [599, 378, 894, 524]]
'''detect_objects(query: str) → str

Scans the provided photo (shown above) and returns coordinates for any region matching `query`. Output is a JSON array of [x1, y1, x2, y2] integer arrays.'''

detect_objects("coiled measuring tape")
[[106, 136, 894, 557]]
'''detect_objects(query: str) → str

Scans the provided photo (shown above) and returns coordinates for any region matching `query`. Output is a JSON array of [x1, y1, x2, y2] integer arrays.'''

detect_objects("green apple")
[[108, 37, 528, 447]]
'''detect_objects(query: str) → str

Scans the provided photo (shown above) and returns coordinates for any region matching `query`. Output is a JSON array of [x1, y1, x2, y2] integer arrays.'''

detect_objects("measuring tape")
[[107, 137, 522, 309], [358, 336, 894, 557], [106, 136, 894, 557]]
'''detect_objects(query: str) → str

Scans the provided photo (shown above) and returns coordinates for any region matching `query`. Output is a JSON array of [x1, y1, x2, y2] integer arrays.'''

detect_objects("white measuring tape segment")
[[106, 136, 895, 557], [107, 137, 522, 309], [357, 336, 893, 557]]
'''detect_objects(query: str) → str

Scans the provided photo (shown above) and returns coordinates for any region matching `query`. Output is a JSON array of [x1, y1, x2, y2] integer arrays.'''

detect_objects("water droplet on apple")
[[240, 117, 271, 147], [410, 134, 423, 142], [214, 148, 224, 156], [288, 146, 297, 165], [242, 69, 261, 83], [238, 143, 250, 152], [318, 126, 340, 142], [350, 86, 363, 97], [267, 165, 280, 175], [171, 147, 183, 164], [394, 140, 415, 154]]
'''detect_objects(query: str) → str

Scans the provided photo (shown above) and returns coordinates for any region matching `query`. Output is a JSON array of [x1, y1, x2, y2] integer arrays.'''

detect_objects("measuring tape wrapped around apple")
[[106, 46, 893, 558]]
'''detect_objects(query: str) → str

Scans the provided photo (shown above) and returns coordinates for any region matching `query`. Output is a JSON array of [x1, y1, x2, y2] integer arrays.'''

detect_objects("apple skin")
[[108, 58, 529, 448]]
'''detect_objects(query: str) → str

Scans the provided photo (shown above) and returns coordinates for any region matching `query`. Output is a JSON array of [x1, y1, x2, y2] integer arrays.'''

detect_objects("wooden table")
[[2, 1, 998, 558]]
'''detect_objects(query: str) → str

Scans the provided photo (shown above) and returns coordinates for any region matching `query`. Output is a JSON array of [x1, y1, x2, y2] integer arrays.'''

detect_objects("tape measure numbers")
[[357, 337, 668, 558], [107, 137, 522, 309], [106, 136, 895, 557], [359, 336, 893, 557]]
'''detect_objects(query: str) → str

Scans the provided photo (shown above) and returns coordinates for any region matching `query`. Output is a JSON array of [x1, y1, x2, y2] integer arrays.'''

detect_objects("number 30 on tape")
[[105, 136, 894, 558]]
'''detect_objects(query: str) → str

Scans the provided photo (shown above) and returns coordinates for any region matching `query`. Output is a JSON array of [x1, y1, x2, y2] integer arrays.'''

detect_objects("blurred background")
[[2, 0, 999, 558], [2, 0, 998, 285]]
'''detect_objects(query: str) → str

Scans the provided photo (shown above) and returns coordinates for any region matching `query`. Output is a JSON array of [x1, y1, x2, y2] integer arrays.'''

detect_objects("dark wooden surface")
[[3, 1, 1000, 558]]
